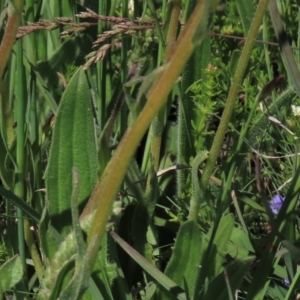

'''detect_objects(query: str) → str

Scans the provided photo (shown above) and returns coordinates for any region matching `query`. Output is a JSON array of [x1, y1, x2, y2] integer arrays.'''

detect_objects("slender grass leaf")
[[39, 207, 60, 264], [245, 165, 300, 300], [247, 88, 296, 149], [0, 186, 40, 223], [0, 79, 14, 149], [284, 265, 300, 300], [240, 197, 266, 213], [188, 151, 209, 220], [0, 137, 14, 189], [45, 256, 76, 300], [236, 0, 255, 35], [129, 167, 158, 286], [0, 186, 64, 264], [110, 230, 186, 300], [229, 50, 241, 78], [269, 0, 300, 97], [178, 0, 211, 196], [87, 279, 105, 300]]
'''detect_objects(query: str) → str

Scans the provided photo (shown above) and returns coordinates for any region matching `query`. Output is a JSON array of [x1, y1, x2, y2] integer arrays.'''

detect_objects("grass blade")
[[269, 0, 300, 97]]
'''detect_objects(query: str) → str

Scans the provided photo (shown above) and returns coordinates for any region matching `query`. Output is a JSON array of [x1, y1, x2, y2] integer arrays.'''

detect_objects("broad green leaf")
[[45, 67, 97, 236], [0, 255, 23, 291], [161, 220, 207, 298], [57, 168, 95, 300], [229, 227, 255, 259], [200, 256, 254, 300], [209, 214, 234, 275]]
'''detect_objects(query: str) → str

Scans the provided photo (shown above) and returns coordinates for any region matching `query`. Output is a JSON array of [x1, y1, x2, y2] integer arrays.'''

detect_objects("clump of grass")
[[0, 0, 300, 299]]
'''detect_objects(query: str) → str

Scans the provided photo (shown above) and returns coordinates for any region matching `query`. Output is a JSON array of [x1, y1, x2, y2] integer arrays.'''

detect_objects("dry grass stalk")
[[16, 8, 157, 68]]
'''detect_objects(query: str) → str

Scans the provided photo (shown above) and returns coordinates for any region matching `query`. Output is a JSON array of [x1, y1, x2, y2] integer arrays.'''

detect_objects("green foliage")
[[0, 255, 23, 293], [0, 243, 6, 264], [2, 0, 300, 299], [188, 67, 222, 152], [45, 67, 97, 237]]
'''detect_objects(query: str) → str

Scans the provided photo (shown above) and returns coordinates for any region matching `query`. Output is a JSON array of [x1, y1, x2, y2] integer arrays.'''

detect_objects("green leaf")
[[229, 227, 255, 259], [0, 80, 14, 150], [93, 233, 119, 298], [179, 0, 212, 194], [46, 256, 76, 300], [38, 207, 60, 264], [209, 214, 234, 275], [269, 0, 300, 97], [229, 50, 241, 79], [0, 186, 40, 222], [0, 255, 23, 291], [191, 151, 209, 205], [192, 2, 214, 45], [162, 220, 207, 298], [58, 234, 119, 300], [200, 256, 254, 300], [247, 88, 297, 147], [188, 150, 209, 220], [0, 135, 14, 190], [110, 230, 186, 300], [236, 0, 255, 35], [45, 67, 97, 236], [240, 197, 265, 213]]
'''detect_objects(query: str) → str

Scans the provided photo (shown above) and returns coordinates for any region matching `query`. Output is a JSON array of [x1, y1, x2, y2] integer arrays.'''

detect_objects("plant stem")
[[82, 0, 219, 275], [165, 0, 181, 60], [14, 34, 27, 291], [0, 0, 24, 80], [200, 0, 270, 191], [151, 0, 181, 171]]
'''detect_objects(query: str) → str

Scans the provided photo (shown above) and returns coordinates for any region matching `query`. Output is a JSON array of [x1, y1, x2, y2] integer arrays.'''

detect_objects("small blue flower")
[[269, 194, 285, 215], [282, 278, 290, 286]]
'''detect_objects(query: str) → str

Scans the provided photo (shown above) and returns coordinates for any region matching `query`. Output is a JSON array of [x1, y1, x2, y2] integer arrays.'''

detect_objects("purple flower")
[[282, 278, 290, 286], [269, 194, 285, 215]]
